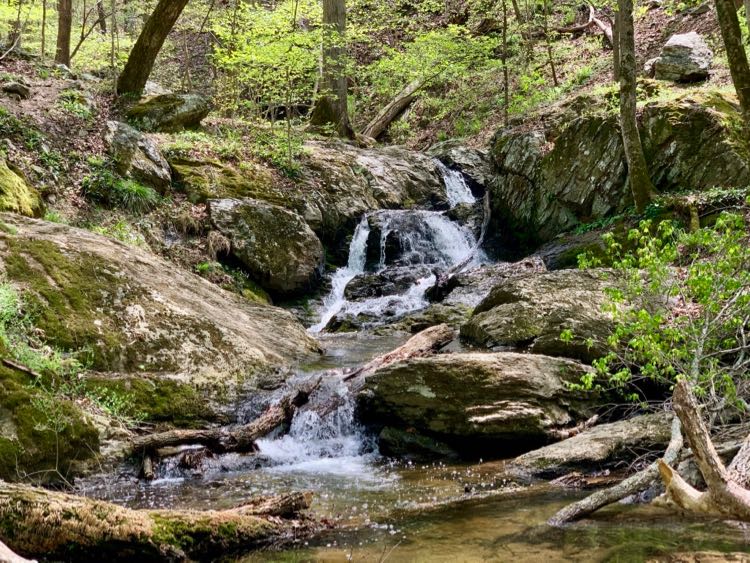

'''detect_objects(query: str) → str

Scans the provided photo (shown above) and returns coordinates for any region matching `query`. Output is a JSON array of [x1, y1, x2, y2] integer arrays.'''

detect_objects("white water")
[[310, 163, 482, 333]]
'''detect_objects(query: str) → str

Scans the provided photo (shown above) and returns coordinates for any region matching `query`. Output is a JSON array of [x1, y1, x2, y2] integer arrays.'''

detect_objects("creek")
[[84, 164, 750, 561]]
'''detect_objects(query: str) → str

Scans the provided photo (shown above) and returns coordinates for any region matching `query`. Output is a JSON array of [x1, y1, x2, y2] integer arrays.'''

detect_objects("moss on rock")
[[170, 157, 278, 204], [0, 159, 41, 217]]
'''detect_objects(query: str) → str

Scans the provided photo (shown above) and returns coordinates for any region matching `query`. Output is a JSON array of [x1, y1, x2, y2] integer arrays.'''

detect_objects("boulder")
[[208, 198, 325, 296], [378, 426, 459, 461], [460, 269, 616, 362], [104, 121, 171, 192], [169, 157, 276, 204], [653, 32, 712, 82], [489, 90, 750, 245], [0, 214, 320, 424], [0, 159, 41, 217], [344, 266, 433, 301], [126, 93, 211, 132], [510, 413, 673, 477], [1, 82, 31, 100], [358, 352, 596, 455], [427, 141, 494, 190]]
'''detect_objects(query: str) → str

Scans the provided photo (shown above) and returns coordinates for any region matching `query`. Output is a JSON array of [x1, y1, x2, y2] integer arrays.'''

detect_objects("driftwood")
[[548, 415, 683, 525], [361, 79, 423, 140], [131, 378, 321, 458], [0, 481, 314, 562], [549, 4, 613, 47], [657, 380, 750, 519]]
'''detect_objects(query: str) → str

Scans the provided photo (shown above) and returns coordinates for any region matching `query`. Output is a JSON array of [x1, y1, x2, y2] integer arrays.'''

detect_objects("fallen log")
[[548, 4, 613, 47], [0, 482, 315, 562], [131, 377, 321, 456], [361, 79, 423, 140]]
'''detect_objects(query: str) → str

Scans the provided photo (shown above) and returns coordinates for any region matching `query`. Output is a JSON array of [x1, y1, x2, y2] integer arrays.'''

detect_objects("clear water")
[[435, 159, 476, 208]]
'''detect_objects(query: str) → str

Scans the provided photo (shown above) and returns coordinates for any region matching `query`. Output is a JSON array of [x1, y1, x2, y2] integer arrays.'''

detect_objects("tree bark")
[[55, 0, 72, 66], [618, 0, 656, 213], [0, 482, 314, 561], [714, 0, 750, 135], [361, 79, 423, 140], [502, 0, 510, 125], [613, 9, 621, 81], [309, 0, 354, 138], [116, 0, 190, 96]]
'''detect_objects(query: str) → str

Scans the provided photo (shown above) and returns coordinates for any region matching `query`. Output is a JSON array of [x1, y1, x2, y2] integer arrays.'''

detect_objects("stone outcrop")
[[0, 214, 320, 424], [358, 352, 596, 454], [651, 32, 712, 82], [169, 157, 276, 203], [208, 198, 325, 296], [0, 159, 40, 217], [489, 91, 750, 244], [460, 269, 616, 362], [510, 413, 673, 477], [104, 121, 171, 192], [126, 93, 211, 132]]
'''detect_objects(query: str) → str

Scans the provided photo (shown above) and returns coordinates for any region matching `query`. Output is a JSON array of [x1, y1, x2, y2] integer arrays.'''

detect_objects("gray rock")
[[208, 198, 325, 296], [358, 352, 596, 454], [2, 81, 31, 100], [104, 121, 172, 192], [378, 426, 459, 461], [653, 32, 712, 82], [460, 269, 617, 362], [345, 266, 433, 301], [644, 57, 659, 78], [510, 413, 673, 477], [428, 141, 494, 189], [127, 93, 212, 132]]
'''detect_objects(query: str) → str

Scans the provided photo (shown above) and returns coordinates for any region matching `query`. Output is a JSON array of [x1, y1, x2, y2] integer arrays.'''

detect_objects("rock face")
[[0, 214, 320, 423], [358, 352, 595, 454], [169, 157, 276, 203], [510, 413, 673, 477], [490, 91, 750, 244], [104, 121, 171, 192], [428, 141, 493, 190], [460, 269, 616, 362], [653, 32, 712, 82], [126, 93, 211, 132], [208, 198, 325, 296], [0, 159, 40, 217]]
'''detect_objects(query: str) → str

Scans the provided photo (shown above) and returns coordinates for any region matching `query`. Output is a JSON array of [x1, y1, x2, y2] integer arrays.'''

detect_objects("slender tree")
[[618, 0, 655, 212], [309, 0, 354, 138], [612, 9, 621, 81], [502, 0, 509, 125], [116, 0, 190, 96], [714, 0, 750, 135], [55, 0, 72, 66]]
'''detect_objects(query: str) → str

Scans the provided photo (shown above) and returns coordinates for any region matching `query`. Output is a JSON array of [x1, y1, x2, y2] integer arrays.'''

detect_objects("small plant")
[[90, 220, 146, 246], [82, 162, 162, 214], [57, 90, 93, 120]]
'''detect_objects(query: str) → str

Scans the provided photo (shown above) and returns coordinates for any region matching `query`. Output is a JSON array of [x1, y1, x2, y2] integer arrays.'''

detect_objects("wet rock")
[[0, 159, 41, 217], [460, 269, 617, 362], [510, 413, 672, 478], [427, 141, 493, 190], [344, 266, 432, 301], [532, 230, 607, 270], [489, 90, 750, 244], [169, 156, 276, 204], [0, 214, 320, 424], [208, 198, 325, 296], [378, 426, 459, 461], [2, 82, 31, 100], [358, 352, 596, 454], [126, 93, 211, 132], [653, 32, 712, 82], [104, 121, 171, 192]]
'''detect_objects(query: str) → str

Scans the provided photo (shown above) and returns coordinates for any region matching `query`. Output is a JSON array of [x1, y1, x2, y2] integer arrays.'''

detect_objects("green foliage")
[[57, 90, 93, 120], [89, 220, 146, 247], [573, 213, 750, 413], [82, 161, 161, 214]]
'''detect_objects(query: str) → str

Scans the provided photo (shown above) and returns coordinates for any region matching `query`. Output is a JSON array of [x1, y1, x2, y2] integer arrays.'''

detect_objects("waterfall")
[[435, 159, 476, 207]]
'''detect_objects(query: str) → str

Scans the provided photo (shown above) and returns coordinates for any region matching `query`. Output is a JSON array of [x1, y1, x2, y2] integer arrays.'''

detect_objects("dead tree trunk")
[[361, 79, 423, 140], [55, 0, 72, 66], [117, 0, 190, 96], [0, 482, 314, 561]]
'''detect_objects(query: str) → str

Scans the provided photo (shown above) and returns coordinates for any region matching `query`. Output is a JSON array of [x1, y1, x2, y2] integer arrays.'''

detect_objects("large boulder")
[[104, 121, 171, 192], [0, 159, 40, 217], [427, 141, 494, 190], [460, 269, 616, 362], [510, 413, 673, 478], [489, 91, 750, 245], [126, 93, 211, 133], [0, 214, 320, 424], [208, 198, 325, 296], [358, 352, 596, 455], [169, 157, 276, 204], [652, 32, 712, 82]]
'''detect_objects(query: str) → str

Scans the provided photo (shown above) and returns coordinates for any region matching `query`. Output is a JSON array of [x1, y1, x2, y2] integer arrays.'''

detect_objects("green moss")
[[169, 157, 277, 204], [0, 363, 99, 483], [0, 159, 41, 217]]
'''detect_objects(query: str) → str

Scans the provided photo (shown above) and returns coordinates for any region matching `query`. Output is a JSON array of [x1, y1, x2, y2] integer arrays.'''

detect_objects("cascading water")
[[310, 163, 483, 333]]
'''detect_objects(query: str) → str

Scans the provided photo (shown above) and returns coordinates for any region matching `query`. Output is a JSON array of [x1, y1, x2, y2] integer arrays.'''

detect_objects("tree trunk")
[[618, 0, 655, 213], [542, 0, 559, 86], [41, 0, 46, 58], [54, 0, 72, 66], [0, 539, 33, 563], [309, 0, 354, 138], [361, 79, 423, 140], [613, 9, 621, 81], [714, 0, 750, 135], [502, 0, 509, 125], [0, 482, 314, 561], [116, 0, 190, 96], [96, 0, 107, 33]]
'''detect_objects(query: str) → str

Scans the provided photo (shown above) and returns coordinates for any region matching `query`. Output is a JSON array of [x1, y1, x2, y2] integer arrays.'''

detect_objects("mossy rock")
[[169, 157, 277, 204], [0, 362, 99, 483], [126, 94, 211, 133], [0, 159, 41, 217]]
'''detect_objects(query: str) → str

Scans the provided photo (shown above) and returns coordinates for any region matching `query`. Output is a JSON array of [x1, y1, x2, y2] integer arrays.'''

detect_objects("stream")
[[85, 164, 750, 561]]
